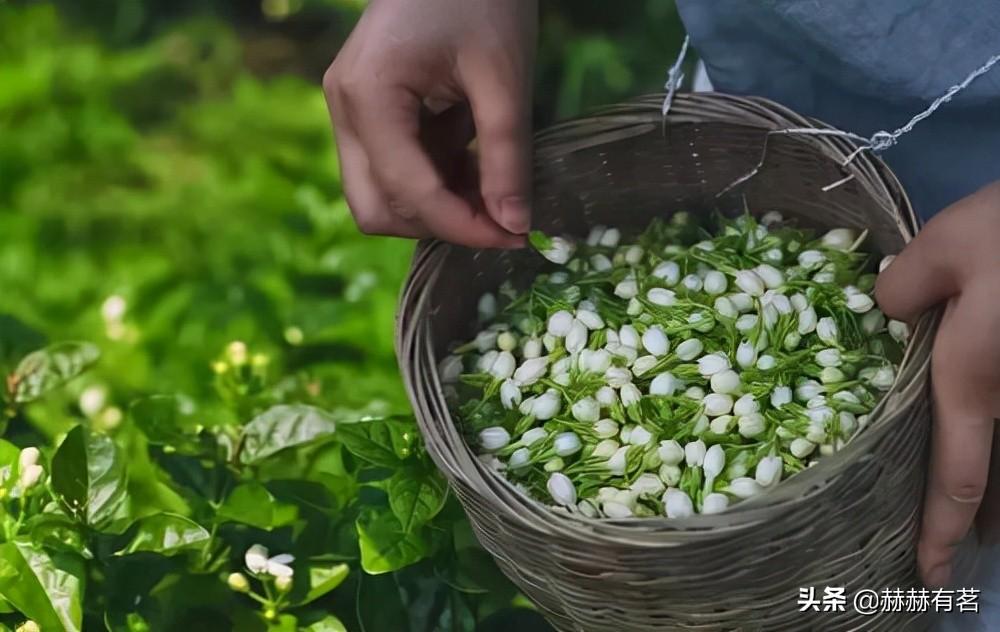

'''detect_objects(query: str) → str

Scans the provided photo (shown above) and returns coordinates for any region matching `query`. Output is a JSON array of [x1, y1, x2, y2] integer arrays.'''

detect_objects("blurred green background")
[[0, 1, 683, 629]]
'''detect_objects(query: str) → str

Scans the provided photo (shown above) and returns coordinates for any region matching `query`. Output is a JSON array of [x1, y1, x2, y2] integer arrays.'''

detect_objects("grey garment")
[[675, 0, 1000, 221]]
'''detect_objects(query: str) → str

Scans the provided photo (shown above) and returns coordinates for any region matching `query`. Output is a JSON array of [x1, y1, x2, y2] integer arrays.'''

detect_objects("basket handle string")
[[659, 35, 1000, 195]]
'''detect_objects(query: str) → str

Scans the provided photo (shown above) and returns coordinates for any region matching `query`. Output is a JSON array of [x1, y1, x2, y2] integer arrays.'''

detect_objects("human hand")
[[323, 0, 537, 248], [876, 181, 1000, 587]]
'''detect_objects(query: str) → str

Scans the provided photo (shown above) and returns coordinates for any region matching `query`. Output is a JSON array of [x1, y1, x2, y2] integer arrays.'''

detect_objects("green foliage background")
[[0, 1, 683, 630]]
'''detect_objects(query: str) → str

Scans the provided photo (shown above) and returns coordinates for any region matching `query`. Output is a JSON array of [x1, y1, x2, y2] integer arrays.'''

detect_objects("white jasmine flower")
[[641, 326, 670, 356], [499, 380, 521, 410], [542, 334, 558, 353], [479, 427, 511, 452], [681, 274, 703, 293], [571, 398, 600, 423], [675, 338, 703, 361], [815, 348, 842, 368], [547, 473, 577, 506], [531, 390, 562, 420], [710, 370, 741, 395], [565, 319, 589, 354], [839, 411, 858, 436], [816, 317, 839, 345], [553, 432, 583, 457], [604, 367, 633, 388], [474, 330, 499, 352], [797, 249, 826, 270], [595, 386, 618, 407], [714, 296, 738, 319], [684, 385, 706, 400], [476, 350, 499, 373], [795, 380, 824, 402], [738, 413, 766, 438], [790, 438, 816, 458], [599, 228, 621, 247], [734, 270, 765, 296], [508, 448, 531, 469], [514, 356, 549, 386], [702, 493, 730, 515], [703, 393, 734, 417], [539, 236, 576, 264], [593, 419, 619, 439], [733, 394, 759, 417], [796, 307, 818, 335], [614, 278, 639, 299], [652, 260, 681, 285], [576, 309, 605, 330], [703, 271, 728, 295], [631, 472, 665, 497], [755, 456, 783, 487], [888, 319, 910, 343], [620, 383, 642, 407], [602, 501, 634, 518], [649, 372, 681, 396], [659, 464, 682, 486], [497, 331, 518, 352], [704, 444, 726, 480], [518, 397, 536, 416], [547, 310, 574, 337], [629, 426, 654, 446], [664, 488, 695, 518], [18, 447, 40, 470], [697, 353, 730, 377], [846, 293, 875, 314], [592, 439, 620, 458], [868, 365, 895, 390], [607, 446, 630, 475], [18, 464, 44, 490], [647, 288, 677, 307], [658, 440, 684, 466], [736, 340, 757, 369], [726, 477, 764, 499], [861, 309, 885, 335], [754, 264, 784, 289], [763, 248, 784, 264], [489, 352, 517, 380], [770, 386, 792, 409], [590, 254, 613, 272], [580, 349, 612, 374], [735, 314, 759, 333], [618, 325, 640, 349], [756, 354, 777, 370], [821, 228, 857, 251], [632, 355, 659, 376], [728, 293, 754, 312], [709, 415, 734, 434]]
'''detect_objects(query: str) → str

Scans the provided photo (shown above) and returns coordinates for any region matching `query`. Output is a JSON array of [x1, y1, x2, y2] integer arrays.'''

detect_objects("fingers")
[[875, 220, 959, 324], [975, 424, 1000, 545], [461, 54, 534, 236], [918, 298, 997, 587], [345, 85, 524, 249]]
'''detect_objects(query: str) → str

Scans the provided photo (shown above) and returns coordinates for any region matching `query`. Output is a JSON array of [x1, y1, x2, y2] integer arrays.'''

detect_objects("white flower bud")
[[693, 414, 711, 435], [620, 383, 642, 407], [790, 438, 816, 458], [701, 492, 730, 515], [713, 296, 738, 319], [616, 325, 638, 349], [571, 397, 600, 423], [551, 432, 581, 457], [595, 386, 618, 407], [602, 501, 634, 518], [646, 288, 677, 307], [599, 228, 621, 247], [694, 240, 715, 252], [542, 333, 559, 353], [868, 365, 895, 390], [498, 380, 522, 410], [630, 472, 665, 497], [734, 270, 765, 296], [815, 348, 842, 368], [586, 225, 607, 246], [18, 463, 44, 490], [641, 326, 670, 357], [473, 330, 498, 353], [697, 353, 730, 377], [518, 396, 536, 416], [479, 427, 511, 452], [816, 317, 839, 345], [607, 446, 630, 475], [760, 210, 783, 226], [703, 393, 734, 417], [797, 249, 826, 270], [547, 310, 574, 337], [507, 447, 531, 470], [820, 367, 845, 384], [821, 228, 857, 251], [580, 349, 612, 374], [839, 411, 858, 436], [793, 307, 817, 337], [795, 380, 824, 402], [710, 369, 741, 395], [726, 477, 764, 499], [766, 293, 792, 315], [735, 340, 757, 369], [565, 319, 588, 354], [549, 272, 569, 284], [663, 488, 694, 518], [649, 372, 681, 396], [659, 464, 682, 486], [577, 499, 600, 518], [728, 293, 754, 312], [228, 572, 250, 593], [735, 314, 759, 333], [623, 245, 644, 266], [629, 425, 653, 446], [592, 439, 620, 458], [770, 386, 792, 409], [861, 309, 885, 335], [604, 366, 632, 388], [704, 444, 726, 480], [813, 271, 835, 283], [709, 415, 734, 434], [245, 544, 270, 574], [754, 264, 784, 289], [632, 355, 658, 376], [888, 319, 910, 343], [760, 303, 779, 330], [738, 413, 766, 438], [684, 440, 707, 467], [539, 236, 576, 264], [675, 338, 703, 361], [754, 455, 783, 487], [547, 473, 577, 506], [476, 350, 498, 373], [658, 439, 684, 465], [732, 394, 759, 417], [755, 354, 777, 370], [703, 271, 728, 295], [497, 332, 518, 352], [614, 278, 639, 299], [681, 274, 703, 293], [590, 253, 613, 272], [532, 390, 562, 420], [489, 352, 517, 380], [846, 293, 875, 314], [684, 385, 706, 400], [513, 357, 549, 386], [576, 309, 605, 331], [652, 260, 681, 285], [18, 447, 41, 470], [593, 419, 619, 439]]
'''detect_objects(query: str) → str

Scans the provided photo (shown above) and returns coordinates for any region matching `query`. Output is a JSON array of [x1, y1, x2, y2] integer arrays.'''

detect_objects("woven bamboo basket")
[[396, 93, 938, 631]]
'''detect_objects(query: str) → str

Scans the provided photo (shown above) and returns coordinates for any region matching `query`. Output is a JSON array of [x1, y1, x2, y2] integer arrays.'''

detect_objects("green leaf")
[[51, 425, 131, 531], [355, 509, 428, 574], [0, 314, 46, 374], [356, 572, 409, 632], [128, 396, 204, 454], [11, 342, 100, 403], [291, 562, 349, 606], [216, 482, 298, 530], [527, 230, 553, 252], [0, 439, 19, 467], [267, 614, 298, 632], [116, 513, 211, 556], [0, 540, 83, 632], [386, 469, 447, 532], [337, 416, 417, 467], [240, 404, 338, 464], [302, 615, 347, 632]]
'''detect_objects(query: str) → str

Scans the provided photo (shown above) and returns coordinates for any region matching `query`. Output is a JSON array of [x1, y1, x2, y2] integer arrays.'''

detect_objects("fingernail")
[[925, 562, 952, 588], [499, 197, 531, 235]]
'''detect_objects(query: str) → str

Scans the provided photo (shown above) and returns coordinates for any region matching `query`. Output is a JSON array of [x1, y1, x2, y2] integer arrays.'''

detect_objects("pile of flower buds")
[[440, 212, 909, 519]]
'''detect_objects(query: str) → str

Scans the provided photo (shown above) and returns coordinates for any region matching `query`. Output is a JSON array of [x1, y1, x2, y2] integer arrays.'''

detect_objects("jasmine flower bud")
[[755, 456, 783, 487], [726, 477, 764, 499], [518, 396, 536, 416], [664, 488, 695, 518], [604, 367, 632, 388], [620, 383, 642, 407], [703, 444, 726, 480], [689, 311, 716, 333], [479, 427, 511, 452], [770, 386, 792, 408], [571, 397, 600, 423], [547, 473, 577, 506], [756, 355, 777, 370], [18, 447, 40, 470], [703, 393, 734, 417], [815, 348, 842, 368], [228, 572, 250, 593], [888, 319, 910, 343], [580, 349, 612, 374], [551, 357, 572, 378], [697, 352, 730, 377], [647, 288, 677, 307], [735, 314, 759, 332], [632, 355, 658, 376], [733, 394, 759, 417], [622, 245, 643, 266], [675, 338, 703, 361], [590, 254, 613, 271], [681, 274, 703, 293], [552, 432, 582, 457], [703, 271, 728, 295], [603, 501, 634, 518], [790, 438, 816, 458], [868, 365, 895, 390], [795, 380, 824, 402], [754, 264, 784, 289], [595, 386, 618, 407], [592, 418, 618, 439], [821, 228, 857, 251], [629, 425, 653, 446], [820, 367, 845, 384], [599, 227, 621, 247], [763, 248, 784, 264], [658, 439, 684, 465], [684, 440, 707, 467], [474, 330, 499, 353], [18, 464, 44, 490], [641, 326, 670, 357], [489, 352, 517, 380], [659, 464, 682, 486], [542, 333, 559, 352], [728, 293, 754, 312], [547, 310, 574, 337], [695, 240, 715, 252], [514, 357, 549, 386], [813, 271, 835, 283], [592, 439, 620, 458], [649, 372, 681, 396], [702, 492, 730, 515], [861, 309, 885, 335], [607, 446, 630, 475], [576, 309, 605, 331], [760, 210, 783, 225], [631, 473, 665, 497], [438, 356, 463, 384], [710, 369, 741, 395], [714, 296, 738, 319], [846, 293, 875, 314], [652, 260, 681, 285], [797, 307, 818, 335], [532, 390, 562, 420], [738, 413, 766, 438], [684, 385, 706, 400], [736, 340, 757, 368], [544, 457, 564, 472], [614, 278, 639, 299], [797, 249, 826, 270], [477, 350, 498, 373], [508, 448, 532, 469], [497, 332, 518, 352], [789, 293, 808, 312], [616, 324, 639, 349], [734, 270, 765, 296], [816, 317, 839, 345], [839, 411, 858, 436], [499, 380, 521, 410], [709, 415, 734, 434]]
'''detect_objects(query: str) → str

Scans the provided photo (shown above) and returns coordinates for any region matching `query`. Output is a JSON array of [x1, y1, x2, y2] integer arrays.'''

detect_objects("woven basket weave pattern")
[[397, 93, 934, 631]]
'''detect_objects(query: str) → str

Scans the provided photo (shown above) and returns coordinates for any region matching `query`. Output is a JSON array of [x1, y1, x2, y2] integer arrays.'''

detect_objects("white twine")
[[715, 51, 1000, 196], [661, 35, 691, 118]]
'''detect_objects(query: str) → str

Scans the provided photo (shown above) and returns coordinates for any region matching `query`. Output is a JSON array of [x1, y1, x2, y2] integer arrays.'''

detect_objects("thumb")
[[462, 58, 533, 235], [874, 215, 960, 323]]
